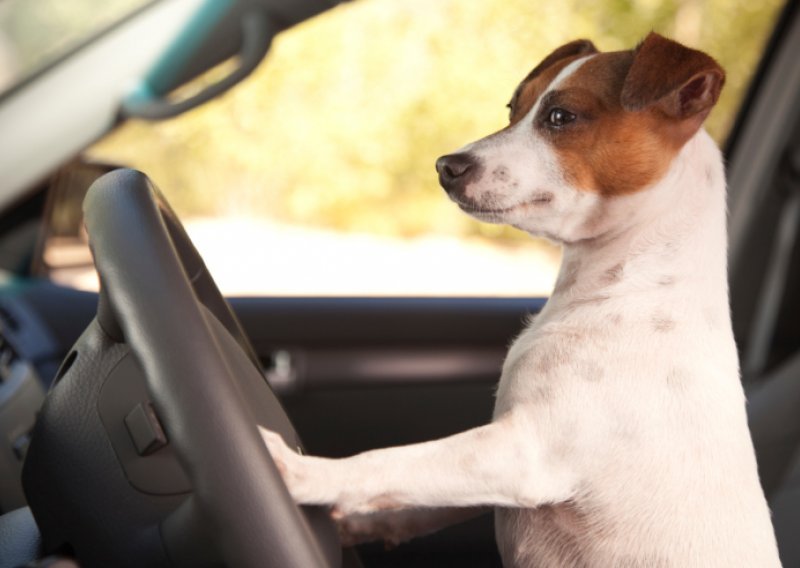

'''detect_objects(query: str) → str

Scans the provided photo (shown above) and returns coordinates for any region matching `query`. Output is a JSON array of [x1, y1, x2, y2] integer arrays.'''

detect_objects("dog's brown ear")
[[526, 39, 599, 82], [621, 32, 725, 122]]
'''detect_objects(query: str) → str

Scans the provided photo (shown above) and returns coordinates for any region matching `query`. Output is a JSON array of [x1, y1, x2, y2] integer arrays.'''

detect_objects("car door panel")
[[228, 297, 543, 452]]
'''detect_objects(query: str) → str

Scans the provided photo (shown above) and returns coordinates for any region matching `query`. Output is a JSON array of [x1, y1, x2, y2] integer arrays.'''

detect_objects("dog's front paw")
[[259, 426, 317, 503], [260, 427, 403, 516]]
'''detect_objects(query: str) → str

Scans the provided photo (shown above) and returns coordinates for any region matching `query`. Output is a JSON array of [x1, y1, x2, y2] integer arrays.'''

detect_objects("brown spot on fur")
[[565, 294, 611, 313], [600, 262, 624, 285], [652, 314, 676, 332], [657, 275, 676, 287], [666, 367, 691, 390], [492, 166, 510, 182], [609, 313, 623, 325], [531, 382, 554, 404], [368, 493, 402, 512], [533, 348, 574, 376], [661, 240, 680, 259]]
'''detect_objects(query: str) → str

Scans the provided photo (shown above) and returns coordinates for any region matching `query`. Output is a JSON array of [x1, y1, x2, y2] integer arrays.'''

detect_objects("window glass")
[[61, 0, 784, 296], [0, 0, 153, 95]]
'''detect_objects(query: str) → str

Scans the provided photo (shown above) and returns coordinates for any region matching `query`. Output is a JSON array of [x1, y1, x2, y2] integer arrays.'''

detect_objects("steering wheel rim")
[[83, 169, 338, 568]]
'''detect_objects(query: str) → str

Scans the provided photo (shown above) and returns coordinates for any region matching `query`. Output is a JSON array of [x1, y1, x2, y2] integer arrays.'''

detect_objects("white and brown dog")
[[262, 33, 781, 566]]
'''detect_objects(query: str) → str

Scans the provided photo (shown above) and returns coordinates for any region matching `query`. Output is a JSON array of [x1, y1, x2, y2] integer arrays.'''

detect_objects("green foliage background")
[[83, 0, 783, 243]]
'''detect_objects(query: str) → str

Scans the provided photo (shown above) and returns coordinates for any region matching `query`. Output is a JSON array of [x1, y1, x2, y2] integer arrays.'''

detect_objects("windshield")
[[0, 0, 154, 96]]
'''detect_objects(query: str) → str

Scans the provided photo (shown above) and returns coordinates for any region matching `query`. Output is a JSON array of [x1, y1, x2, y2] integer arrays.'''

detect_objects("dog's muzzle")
[[436, 153, 481, 196]]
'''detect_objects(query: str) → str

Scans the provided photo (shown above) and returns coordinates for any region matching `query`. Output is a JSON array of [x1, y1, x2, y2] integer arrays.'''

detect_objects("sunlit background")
[[0, 0, 785, 295]]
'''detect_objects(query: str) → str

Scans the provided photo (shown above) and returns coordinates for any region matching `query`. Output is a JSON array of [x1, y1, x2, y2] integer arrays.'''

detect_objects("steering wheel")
[[24, 169, 343, 567]]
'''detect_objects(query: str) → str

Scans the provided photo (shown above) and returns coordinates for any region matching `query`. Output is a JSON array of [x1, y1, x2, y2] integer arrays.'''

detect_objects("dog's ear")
[[526, 39, 599, 82], [621, 32, 725, 123]]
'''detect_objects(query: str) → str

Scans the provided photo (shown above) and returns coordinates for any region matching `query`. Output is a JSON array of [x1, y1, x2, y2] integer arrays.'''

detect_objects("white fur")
[[261, 57, 781, 566]]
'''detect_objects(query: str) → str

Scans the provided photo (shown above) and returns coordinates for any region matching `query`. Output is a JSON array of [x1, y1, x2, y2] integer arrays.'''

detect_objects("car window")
[[0, 0, 154, 96], [47, 0, 784, 297]]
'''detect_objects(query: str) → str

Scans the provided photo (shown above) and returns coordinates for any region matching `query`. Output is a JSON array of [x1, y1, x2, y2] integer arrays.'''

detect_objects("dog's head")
[[436, 33, 725, 243]]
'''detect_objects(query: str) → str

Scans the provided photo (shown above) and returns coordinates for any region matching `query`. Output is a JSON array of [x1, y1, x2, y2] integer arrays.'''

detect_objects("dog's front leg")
[[260, 409, 575, 517]]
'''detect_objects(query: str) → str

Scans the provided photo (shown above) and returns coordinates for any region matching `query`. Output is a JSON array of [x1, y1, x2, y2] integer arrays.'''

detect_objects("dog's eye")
[[546, 108, 576, 127]]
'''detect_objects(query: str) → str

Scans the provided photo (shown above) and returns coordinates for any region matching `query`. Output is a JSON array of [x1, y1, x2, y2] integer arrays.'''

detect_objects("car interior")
[[0, 0, 799, 566]]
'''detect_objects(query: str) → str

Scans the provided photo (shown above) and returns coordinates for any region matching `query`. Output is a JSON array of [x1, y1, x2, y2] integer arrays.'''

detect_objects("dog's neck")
[[545, 130, 730, 320]]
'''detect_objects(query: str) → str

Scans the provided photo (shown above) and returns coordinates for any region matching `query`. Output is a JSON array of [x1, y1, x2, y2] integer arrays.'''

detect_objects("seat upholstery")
[[769, 452, 800, 568], [747, 352, 800, 566]]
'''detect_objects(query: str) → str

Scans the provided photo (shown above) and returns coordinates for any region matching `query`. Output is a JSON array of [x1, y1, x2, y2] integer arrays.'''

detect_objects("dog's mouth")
[[454, 192, 554, 217]]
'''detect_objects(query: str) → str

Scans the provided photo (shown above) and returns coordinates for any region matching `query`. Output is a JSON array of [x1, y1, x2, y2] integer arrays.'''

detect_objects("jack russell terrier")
[[262, 33, 781, 566]]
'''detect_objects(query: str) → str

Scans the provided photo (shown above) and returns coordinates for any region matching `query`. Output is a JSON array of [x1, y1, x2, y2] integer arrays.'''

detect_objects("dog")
[[262, 33, 782, 566]]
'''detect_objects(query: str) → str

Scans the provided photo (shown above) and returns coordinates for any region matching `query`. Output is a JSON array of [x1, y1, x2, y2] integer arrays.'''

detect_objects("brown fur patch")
[[539, 51, 683, 196], [621, 33, 724, 120], [652, 314, 676, 332], [501, 35, 724, 199], [532, 347, 575, 376]]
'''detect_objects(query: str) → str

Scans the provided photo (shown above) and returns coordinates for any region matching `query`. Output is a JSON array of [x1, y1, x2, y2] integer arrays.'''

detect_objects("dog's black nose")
[[436, 153, 479, 194]]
